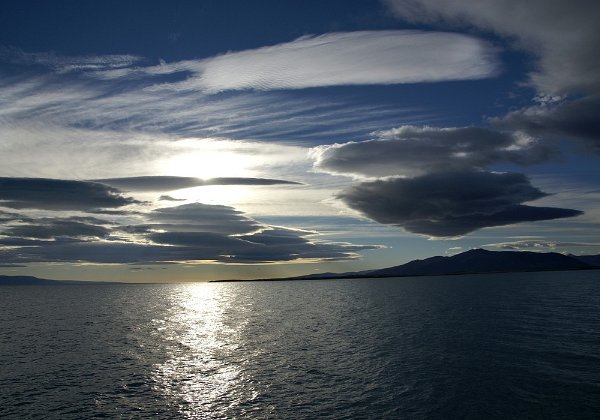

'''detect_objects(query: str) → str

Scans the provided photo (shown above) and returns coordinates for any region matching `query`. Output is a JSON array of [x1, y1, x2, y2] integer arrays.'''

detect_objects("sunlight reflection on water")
[[150, 284, 245, 418]]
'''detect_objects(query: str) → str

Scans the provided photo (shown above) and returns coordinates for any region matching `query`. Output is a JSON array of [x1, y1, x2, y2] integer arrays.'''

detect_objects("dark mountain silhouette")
[[282, 249, 598, 281], [0, 275, 108, 285], [0, 275, 61, 285], [571, 254, 600, 267]]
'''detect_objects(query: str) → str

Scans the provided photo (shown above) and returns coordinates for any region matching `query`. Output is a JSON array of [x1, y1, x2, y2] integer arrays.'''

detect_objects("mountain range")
[[283, 249, 599, 281]]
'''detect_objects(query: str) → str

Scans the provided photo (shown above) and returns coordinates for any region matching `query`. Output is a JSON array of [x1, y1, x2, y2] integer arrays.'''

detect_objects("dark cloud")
[[0, 209, 27, 222], [120, 225, 154, 234], [210, 177, 301, 186], [149, 202, 261, 235], [0, 230, 375, 265], [0, 177, 139, 211], [498, 95, 600, 152], [312, 125, 554, 177], [0, 235, 377, 264], [0, 202, 378, 264], [338, 171, 582, 237], [4, 220, 111, 239], [149, 231, 244, 248], [0, 237, 81, 246], [93, 176, 300, 191], [159, 195, 186, 202], [90, 209, 142, 215]]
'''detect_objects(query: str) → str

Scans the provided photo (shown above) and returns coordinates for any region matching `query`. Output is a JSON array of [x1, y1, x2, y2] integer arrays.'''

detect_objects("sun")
[[161, 138, 256, 179]]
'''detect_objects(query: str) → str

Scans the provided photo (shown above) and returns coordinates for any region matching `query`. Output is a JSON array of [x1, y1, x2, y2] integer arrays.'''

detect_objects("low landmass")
[[0, 275, 110, 285], [212, 249, 600, 282], [0, 275, 66, 285]]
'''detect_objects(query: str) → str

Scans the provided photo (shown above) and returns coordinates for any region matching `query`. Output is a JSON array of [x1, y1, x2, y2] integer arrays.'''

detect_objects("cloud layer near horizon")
[[0, 178, 379, 265]]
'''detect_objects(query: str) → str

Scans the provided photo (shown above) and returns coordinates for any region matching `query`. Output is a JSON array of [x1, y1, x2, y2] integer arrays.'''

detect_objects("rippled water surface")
[[1, 271, 600, 419]]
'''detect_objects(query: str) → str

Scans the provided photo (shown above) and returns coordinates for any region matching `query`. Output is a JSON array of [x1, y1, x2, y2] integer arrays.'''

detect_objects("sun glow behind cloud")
[[161, 140, 255, 178]]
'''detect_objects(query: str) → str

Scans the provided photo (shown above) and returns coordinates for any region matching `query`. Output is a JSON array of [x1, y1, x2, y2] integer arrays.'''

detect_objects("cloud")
[[0, 237, 377, 265], [497, 95, 600, 152], [0, 209, 25, 222], [0, 46, 142, 73], [312, 125, 555, 178], [3, 218, 111, 239], [384, 0, 600, 96], [106, 30, 498, 92], [337, 171, 582, 237], [0, 202, 380, 264], [483, 239, 600, 253], [0, 77, 430, 145], [0, 177, 140, 210], [149, 202, 261, 235], [195, 31, 498, 91], [482, 240, 555, 251], [94, 176, 300, 191], [385, 1, 600, 152], [158, 195, 186, 202]]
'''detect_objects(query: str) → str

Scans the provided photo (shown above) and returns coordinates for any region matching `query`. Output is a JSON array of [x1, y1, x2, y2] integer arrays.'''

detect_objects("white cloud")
[[0, 72, 429, 143], [147, 30, 498, 92], [483, 239, 600, 252], [384, 0, 600, 96], [0, 46, 141, 73]]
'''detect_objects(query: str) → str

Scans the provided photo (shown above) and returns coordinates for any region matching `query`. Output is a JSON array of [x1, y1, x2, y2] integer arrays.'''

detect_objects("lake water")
[[1, 271, 599, 419]]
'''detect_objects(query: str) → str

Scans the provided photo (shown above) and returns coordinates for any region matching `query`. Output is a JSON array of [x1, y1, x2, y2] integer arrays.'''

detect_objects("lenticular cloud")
[[187, 31, 498, 92]]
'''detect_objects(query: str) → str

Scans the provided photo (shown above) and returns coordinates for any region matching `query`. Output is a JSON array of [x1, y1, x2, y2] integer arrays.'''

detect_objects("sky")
[[1, 0, 599, 282]]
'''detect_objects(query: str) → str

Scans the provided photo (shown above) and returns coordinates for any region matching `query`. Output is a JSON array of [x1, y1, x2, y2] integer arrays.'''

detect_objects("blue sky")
[[1, 0, 599, 281]]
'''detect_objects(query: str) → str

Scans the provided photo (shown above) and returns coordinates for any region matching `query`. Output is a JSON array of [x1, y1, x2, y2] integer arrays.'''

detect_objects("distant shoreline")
[[210, 267, 599, 283]]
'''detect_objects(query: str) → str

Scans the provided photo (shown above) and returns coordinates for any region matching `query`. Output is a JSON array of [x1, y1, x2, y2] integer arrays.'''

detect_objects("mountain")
[[0, 275, 104, 285], [0, 275, 62, 285], [571, 254, 600, 267], [285, 249, 598, 281]]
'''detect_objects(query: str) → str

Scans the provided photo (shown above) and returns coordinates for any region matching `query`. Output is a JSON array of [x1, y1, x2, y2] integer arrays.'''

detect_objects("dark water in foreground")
[[1, 271, 599, 419]]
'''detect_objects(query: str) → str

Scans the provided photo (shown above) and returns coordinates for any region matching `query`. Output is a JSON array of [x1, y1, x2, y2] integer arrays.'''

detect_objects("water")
[[1, 271, 599, 419]]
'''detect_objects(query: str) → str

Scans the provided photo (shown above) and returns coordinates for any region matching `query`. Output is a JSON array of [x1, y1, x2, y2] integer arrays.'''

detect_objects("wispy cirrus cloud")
[[137, 31, 498, 92], [0, 46, 142, 73], [3, 31, 478, 149], [0, 70, 431, 145]]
